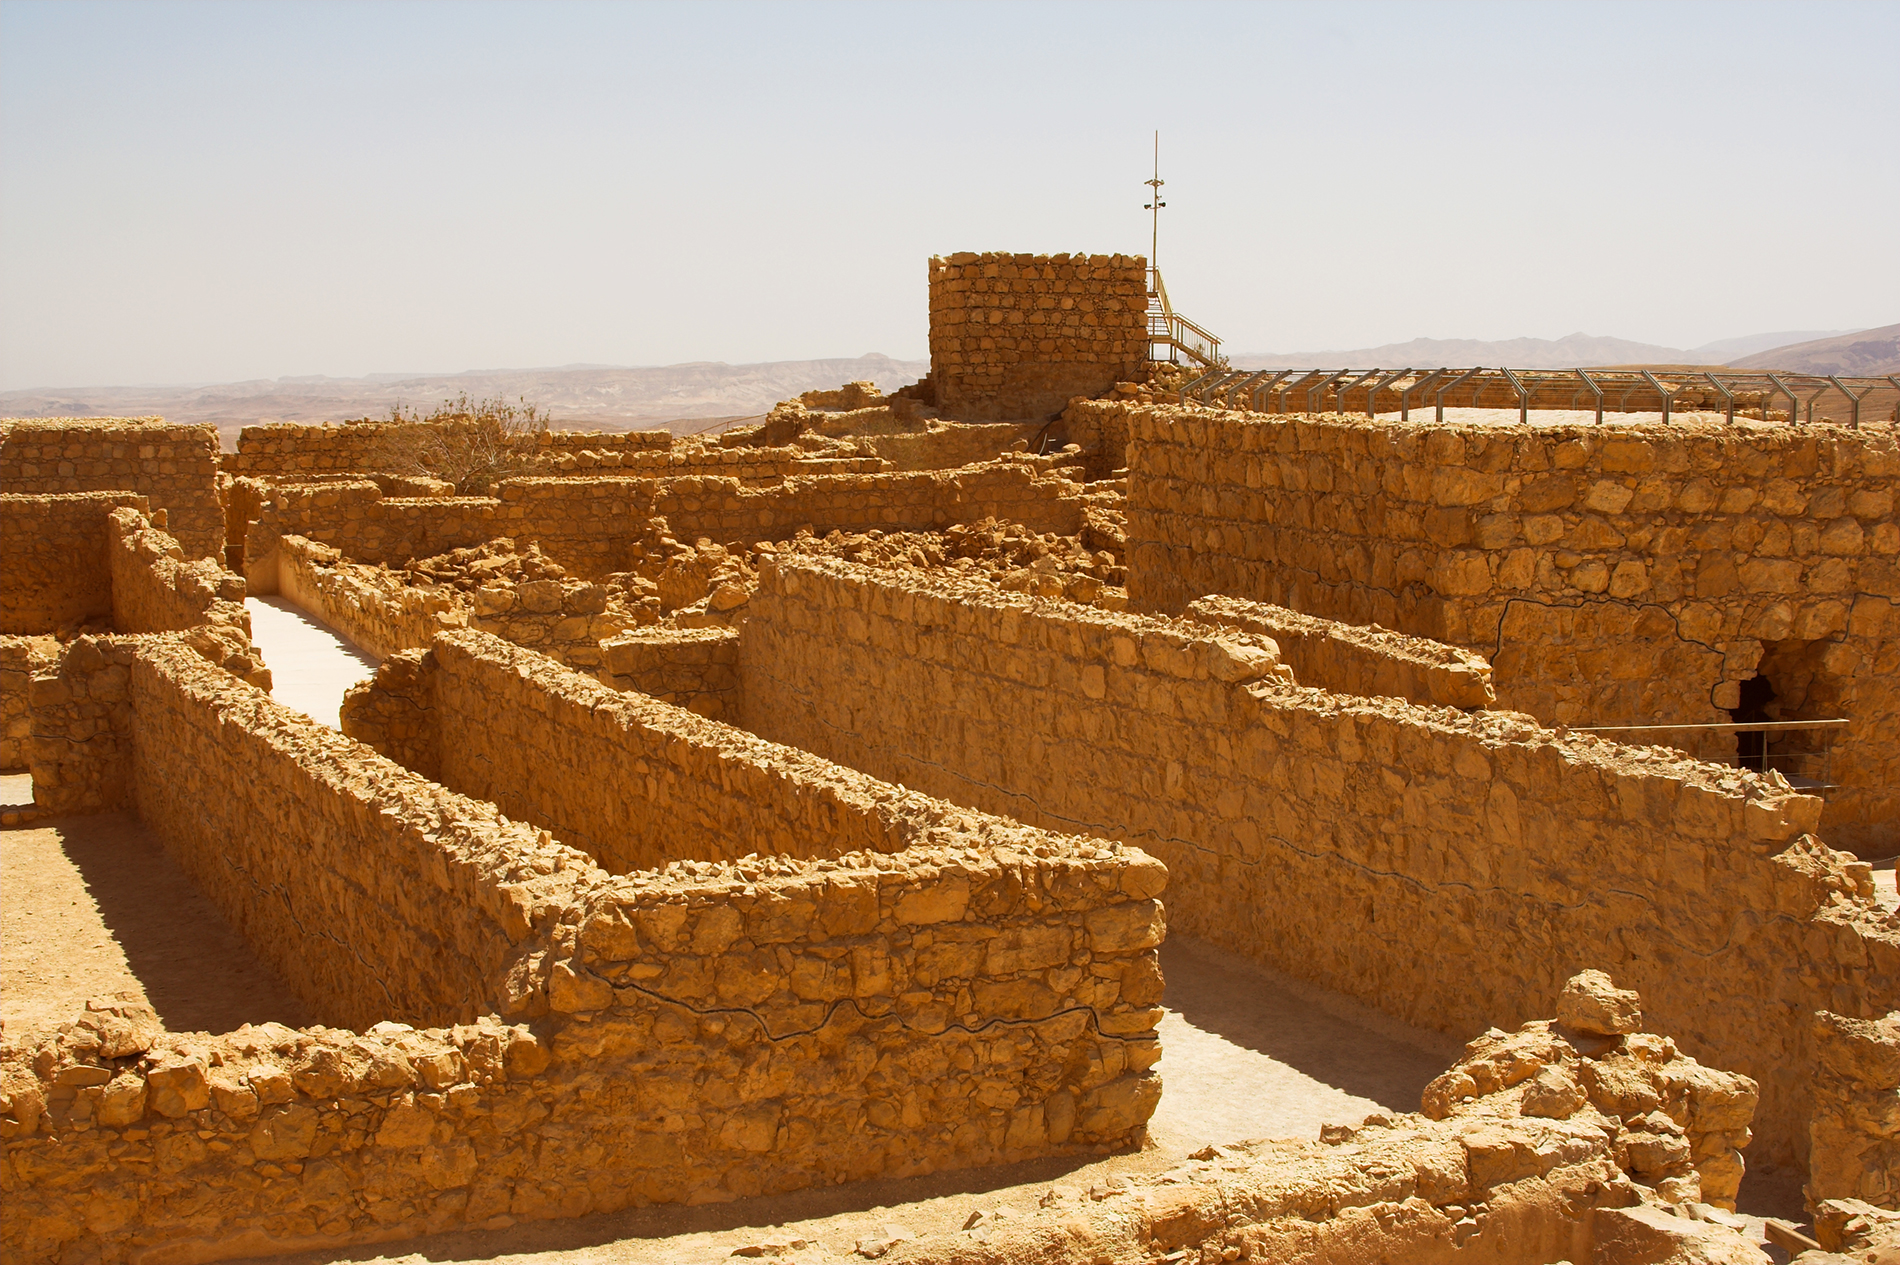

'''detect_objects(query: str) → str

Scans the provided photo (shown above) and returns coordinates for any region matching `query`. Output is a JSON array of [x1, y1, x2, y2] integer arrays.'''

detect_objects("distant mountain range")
[[1729, 323, 1900, 375], [0, 354, 931, 447], [5, 325, 1893, 448], [1229, 328, 1890, 373]]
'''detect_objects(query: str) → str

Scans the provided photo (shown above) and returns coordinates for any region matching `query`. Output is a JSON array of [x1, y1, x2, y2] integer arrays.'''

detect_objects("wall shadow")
[[49, 813, 313, 1033], [1158, 934, 1463, 1114]]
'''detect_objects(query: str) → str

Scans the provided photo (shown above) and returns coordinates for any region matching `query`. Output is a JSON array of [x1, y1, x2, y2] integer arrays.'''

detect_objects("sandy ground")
[[248, 595, 380, 728], [1, 814, 311, 1043], [1873, 854, 1898, 913], [1143, 936, 1458, 1151]]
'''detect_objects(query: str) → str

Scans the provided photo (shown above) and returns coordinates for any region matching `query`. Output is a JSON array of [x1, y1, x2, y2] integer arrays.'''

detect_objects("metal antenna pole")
[[1143, 131, 1165, 271]]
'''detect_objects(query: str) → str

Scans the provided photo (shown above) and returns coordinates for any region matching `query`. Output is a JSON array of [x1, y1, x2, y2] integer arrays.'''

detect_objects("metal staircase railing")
[[1147, 267, 1226, 369]]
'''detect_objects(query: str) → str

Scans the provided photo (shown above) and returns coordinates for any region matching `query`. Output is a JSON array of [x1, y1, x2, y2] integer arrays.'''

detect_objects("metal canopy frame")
[[1192, 366, 1897, 428]]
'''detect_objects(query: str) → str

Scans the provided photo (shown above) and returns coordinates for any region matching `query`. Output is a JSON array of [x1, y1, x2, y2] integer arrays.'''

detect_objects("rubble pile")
[[771, 517, 1127, 606], [400, 537, 570, 591], [1422, 970, 1759, 1211], [598, 515, 1132, 630]]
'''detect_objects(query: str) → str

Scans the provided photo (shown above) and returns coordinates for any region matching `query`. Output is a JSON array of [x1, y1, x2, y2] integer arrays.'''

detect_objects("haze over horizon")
[[3, 0, 1895, 393]]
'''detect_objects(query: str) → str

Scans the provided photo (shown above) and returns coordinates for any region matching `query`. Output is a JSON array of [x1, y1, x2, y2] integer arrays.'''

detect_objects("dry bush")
[[366, 393, 550, 495]]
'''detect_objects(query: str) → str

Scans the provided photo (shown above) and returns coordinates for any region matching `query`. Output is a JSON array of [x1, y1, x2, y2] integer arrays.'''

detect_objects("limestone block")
[[1589, 1205, 1770, 1264]]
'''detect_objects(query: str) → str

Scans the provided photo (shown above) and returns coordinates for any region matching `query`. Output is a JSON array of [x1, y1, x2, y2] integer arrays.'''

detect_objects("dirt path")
[[247, 595, 380, 728], [1, 814, 311, 1042]]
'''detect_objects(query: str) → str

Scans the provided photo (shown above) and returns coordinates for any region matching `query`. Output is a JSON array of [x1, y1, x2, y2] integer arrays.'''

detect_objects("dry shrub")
[[366, 393, 550, 495]]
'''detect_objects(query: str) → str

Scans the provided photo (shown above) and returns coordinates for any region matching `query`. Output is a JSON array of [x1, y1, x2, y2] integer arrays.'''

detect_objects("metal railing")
[[1147, 267, 1226, 369], [1176, 365, 1899, 428], [1573, 718, 1849, 798]]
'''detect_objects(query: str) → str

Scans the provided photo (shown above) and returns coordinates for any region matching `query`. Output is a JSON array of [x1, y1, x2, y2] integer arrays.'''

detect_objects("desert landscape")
[[3, 250, 1897, 1265], [0, 355, 933, 450], [7, 0, 1900, 1255]]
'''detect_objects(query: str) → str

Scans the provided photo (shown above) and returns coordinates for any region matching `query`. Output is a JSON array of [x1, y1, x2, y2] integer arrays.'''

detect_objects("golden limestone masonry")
[[3, 256, 1898, 1265], [928, 253, 1148, 421]]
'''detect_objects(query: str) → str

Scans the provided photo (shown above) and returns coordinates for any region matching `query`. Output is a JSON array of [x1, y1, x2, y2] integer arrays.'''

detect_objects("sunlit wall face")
[[2, 0, 1894, 392]]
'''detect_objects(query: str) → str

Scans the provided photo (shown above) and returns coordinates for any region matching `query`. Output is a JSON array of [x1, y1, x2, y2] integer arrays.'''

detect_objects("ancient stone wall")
[[228, 422, 883, 489], [739, 557, 1900, 1166], [274, 534, 636, 670], [599, 627, 741, 718], [0, 492, 149, 633], [25, 634, 142, 816], [625, 463, 1086, 556], [0, 418, 225, 558], [275, 535, 466, 660], [649, 971, 1788, 1264], [106, 507, 250, 637], [0, 636, 57, 770], [21, 505, 270, 812], [466, 578, 636, 673], [333, 649, 440, 777], [493, 467, 1087, 577], [227, 421, 672, 478], [249, 465, 1086, 583], [1808, 1009, 1900, 1208], [223, 473, 269, 563], [1124, 408, 1900, 851], [1184, 593, 1496, 710], [866, 422, 1047, 471], [563, 444, 883, 483], [5, 779, 1164, 1265], [128, 641, 548, 1029], [1062, 396, 1137, 479], [246, 481, 502, 583], [7, 625, 1171, 1261], [0, 968, 1782, 1265], [928, 253, 1149, 421], [0, 1003, 564, 1265], [478, 477, 638, 577]]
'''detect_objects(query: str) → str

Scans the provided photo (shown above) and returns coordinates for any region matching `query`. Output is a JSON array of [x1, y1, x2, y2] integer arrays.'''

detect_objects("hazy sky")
[[3, 0, 1895, 390]]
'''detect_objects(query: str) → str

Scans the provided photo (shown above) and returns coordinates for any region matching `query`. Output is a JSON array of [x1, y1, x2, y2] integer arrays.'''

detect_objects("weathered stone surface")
[[9, 368, 1897, 1265], [1809, 1011, 1900, 1209], [1590, 1205, 1771, 1264], [928, 253, 1148, 422], [1, 418, 224, 560], [1422, 980, 1758, 1211], [5, 628, 1164, 1264], [1114, 405, 1900, 853], [1, 492, 153, 634], [1559, 969, 1645, 1036], [1186, 592, 1495, 709], [737, 555, 1897, 1171]]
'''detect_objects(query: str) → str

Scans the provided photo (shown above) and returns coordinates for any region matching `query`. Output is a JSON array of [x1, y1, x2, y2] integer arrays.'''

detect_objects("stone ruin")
[[0, 253, 1896, 1265]]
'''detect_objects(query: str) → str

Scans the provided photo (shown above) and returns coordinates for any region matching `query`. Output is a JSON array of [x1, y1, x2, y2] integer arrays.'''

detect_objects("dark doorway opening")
[[1728, 674, 1776, 771], [1727, 638, 1849, 793]]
